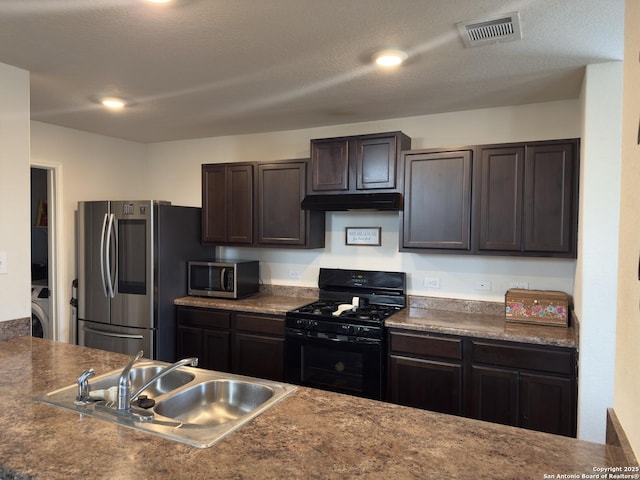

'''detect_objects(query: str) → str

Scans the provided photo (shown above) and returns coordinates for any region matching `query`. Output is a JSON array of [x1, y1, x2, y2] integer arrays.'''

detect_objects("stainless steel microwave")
[[188, 260, 259, 299]]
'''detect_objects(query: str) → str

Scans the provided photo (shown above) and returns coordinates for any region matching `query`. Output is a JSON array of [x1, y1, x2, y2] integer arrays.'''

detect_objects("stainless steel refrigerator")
[[77, 200, 210, 361]]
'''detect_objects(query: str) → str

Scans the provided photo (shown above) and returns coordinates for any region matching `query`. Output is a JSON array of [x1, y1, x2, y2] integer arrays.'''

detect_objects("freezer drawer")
[[78, 320, 154, 358]]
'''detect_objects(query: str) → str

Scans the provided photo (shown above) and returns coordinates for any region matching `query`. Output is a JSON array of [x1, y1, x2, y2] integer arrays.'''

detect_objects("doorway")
[[30, 165, 59, 341]]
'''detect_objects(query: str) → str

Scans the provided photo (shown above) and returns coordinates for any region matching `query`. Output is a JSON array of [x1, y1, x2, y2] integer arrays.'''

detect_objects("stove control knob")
[[347, 325, 355, 335]]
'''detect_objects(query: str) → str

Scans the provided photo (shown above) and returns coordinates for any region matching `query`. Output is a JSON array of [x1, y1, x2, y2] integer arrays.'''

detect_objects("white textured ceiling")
[[0, 0, 625, 143]]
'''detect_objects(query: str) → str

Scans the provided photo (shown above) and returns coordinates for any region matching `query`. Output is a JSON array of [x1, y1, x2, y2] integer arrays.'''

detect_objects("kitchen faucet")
[[95, 350, 198, 422]]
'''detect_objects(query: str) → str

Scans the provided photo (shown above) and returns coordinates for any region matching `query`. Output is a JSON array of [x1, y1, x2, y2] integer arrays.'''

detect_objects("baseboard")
[[607, 408, 639, 467]]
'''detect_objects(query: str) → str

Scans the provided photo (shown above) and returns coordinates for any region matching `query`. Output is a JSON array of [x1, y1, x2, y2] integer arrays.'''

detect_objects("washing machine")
[[32, 280, 51, 339]]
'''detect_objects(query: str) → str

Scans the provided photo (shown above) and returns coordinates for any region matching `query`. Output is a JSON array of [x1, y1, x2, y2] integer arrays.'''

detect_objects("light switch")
[[0, 251, 7, 275]]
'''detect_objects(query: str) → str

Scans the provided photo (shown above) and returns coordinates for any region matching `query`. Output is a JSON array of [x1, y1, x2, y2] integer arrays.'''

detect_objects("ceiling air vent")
[[457, 12, 522, 48]]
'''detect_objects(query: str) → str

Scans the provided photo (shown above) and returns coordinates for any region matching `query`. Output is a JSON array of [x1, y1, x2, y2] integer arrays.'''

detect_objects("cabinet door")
[[201, 164, 227, 243], [356, 136, 396, 190], [227, 164, 254, 244], [201, 163, 253, 245], [402, 150, 472, 250], [388, 355, 463, 415], [257, 161, 307, 246], [310, 139, 349, 192], [470, 365, 518, 427], [232, 332, 284, 381], [519, 372, 575, 437], [202, 329, 230, 372], [176, 325, 203, 362], [477, 145, 525, 251], [523, 142, 576, 254]]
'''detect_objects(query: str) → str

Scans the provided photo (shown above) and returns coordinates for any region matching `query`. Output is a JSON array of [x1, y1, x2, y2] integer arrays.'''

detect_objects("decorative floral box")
[[505, 289, 570, 327]]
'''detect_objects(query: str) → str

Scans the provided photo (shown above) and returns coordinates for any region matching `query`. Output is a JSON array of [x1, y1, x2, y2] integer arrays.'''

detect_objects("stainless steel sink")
[[34, 360, 297, 448], [90, 363, 196, 398], [154, 380, 275, 426]]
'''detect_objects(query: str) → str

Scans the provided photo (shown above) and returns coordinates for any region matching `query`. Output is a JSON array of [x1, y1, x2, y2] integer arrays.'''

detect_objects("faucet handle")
[[75, 368, 96, 405]]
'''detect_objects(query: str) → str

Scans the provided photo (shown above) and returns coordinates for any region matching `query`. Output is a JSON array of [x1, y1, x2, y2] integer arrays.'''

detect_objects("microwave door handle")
[[220, 267, 227, 291], [99, 213, 109, 298], [105, 213, 116, 298]]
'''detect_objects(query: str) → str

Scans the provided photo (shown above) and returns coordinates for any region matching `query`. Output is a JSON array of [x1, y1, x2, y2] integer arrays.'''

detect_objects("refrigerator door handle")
[[105, 213, 116, 298], [99, 213, 109, 298], [82, 326, 145, 340]]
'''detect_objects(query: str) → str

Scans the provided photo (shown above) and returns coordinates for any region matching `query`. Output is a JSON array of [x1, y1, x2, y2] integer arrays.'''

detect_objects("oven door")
[[285, 329, 384, 400]]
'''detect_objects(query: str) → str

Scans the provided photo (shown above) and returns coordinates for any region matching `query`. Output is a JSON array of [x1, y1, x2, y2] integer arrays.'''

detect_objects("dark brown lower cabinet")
[[176, 307, 231, 371], [519, 372, 575, 436], [387, 331, 463, 415], [176, 306, 284, 382], [387, 329, 577, 437], [470, 366, 518, 426], [232, 312, 284, 381], [388, 355, 463, 415]]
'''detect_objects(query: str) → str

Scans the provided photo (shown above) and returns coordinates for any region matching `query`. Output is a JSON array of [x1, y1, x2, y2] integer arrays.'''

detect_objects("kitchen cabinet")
[[232, 312, 285, 381], [399, 138, 579, 257], [400, 148, 473, 251], [201, 163, 254, 245], [256, 159, 325, 248], [470, 339, 577, 437], [474, 139, 578, 257], [387, 329, 578, 437], [176, 306, 231, 371], [176, 306, 285, 382], [309, 131, 411, 194], [387, 331, 464, 415]]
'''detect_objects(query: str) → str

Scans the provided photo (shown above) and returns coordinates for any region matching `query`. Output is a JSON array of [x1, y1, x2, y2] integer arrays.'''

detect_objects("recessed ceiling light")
[[99, 97, 128, 110], [372, 49, 408, 67]]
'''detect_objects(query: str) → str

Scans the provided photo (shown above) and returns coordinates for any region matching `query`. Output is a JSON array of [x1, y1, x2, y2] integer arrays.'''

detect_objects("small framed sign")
[[345, 227, 381, 246]]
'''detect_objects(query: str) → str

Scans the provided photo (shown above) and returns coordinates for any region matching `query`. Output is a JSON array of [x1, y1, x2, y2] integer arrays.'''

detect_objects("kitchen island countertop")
[[1, 337, 610, 479]]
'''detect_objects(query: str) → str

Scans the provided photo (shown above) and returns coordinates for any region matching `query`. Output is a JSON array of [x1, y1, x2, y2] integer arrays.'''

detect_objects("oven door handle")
[[286, 330, 346, 342], [286, 329, 380, 345]]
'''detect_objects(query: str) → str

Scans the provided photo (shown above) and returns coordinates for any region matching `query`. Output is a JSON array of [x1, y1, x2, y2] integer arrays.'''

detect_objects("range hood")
[[300, 193, 402, 211]]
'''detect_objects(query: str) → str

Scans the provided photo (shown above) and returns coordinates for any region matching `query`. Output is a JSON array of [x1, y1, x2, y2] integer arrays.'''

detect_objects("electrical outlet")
[[288, 269, 302, 280], [508, 281, 529, 289], [474, 280, 491, 291], [0, 251, 7, 275], [424, 276, 440, 288]]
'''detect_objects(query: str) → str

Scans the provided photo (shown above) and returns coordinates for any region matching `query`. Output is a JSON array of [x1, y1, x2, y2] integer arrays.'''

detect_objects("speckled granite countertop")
[[174, 292, 313, 315], [175, 288, 577, 348], [0, 337, 609, 479], [387, 308, 577, 348]]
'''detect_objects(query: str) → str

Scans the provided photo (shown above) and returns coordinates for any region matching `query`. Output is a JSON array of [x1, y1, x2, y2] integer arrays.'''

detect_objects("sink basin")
[[91, 364, 195, 398], [34, 360, 297, 448], [154, 380, 274, 425]]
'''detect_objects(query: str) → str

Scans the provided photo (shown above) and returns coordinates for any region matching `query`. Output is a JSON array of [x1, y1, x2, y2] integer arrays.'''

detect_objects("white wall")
[[30, 121, 148, 342], [574, 62, 623, 443], [0, 62, 30, 324], [614, 0, 640, 458], [148, 100, 580, 301]]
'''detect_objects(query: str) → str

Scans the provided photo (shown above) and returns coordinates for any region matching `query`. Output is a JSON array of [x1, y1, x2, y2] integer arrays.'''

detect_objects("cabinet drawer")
[[176, 307, 231, 329], [389, 332, 462, 360], [471, 341, 574, 375], [235, 312, 284, 336]]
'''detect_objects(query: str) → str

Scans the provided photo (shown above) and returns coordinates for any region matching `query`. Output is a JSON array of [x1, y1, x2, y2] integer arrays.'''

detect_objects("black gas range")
[[284, 268, 406, 400]]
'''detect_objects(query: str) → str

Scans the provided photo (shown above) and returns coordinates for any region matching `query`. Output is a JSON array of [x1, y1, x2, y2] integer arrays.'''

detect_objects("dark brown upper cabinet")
[[309, 131, 411, 194], [256, 159, 325, 248], [476, 145, 525, 252], [474, 139, 578, 257], [400, 148, 473, 252], [201, 163, 254, 245]]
